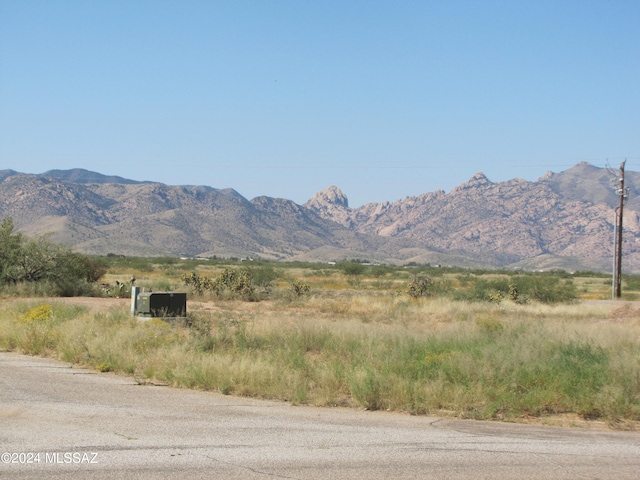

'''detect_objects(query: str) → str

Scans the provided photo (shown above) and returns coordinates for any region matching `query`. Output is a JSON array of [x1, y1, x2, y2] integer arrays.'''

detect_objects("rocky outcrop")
[[305, 165, 640, 271], [304, 186, 353, 227]]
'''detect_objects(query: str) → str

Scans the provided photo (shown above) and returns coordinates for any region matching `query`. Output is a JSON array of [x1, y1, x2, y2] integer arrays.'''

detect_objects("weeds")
[[1, 264, 639, 429]]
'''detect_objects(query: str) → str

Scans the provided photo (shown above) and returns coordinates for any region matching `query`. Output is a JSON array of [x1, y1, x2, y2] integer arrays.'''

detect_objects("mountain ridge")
[[303, 162, 640, 271], [1, 163, 639, 272]]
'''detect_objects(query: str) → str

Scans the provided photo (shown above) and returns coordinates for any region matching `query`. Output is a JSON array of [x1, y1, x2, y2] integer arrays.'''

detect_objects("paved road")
[[1, 352, 638, 479]]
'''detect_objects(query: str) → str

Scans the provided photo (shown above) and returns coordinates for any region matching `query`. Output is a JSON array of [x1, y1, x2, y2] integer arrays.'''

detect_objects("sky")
[[1, 0, 638, 207]]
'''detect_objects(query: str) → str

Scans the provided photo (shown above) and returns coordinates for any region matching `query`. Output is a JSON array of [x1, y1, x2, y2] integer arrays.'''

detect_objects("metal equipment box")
[[136, 292, 187, 318]]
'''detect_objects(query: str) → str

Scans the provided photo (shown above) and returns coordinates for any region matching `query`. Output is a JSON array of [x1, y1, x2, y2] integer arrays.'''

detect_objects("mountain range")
[[1, 163, 639, 272]]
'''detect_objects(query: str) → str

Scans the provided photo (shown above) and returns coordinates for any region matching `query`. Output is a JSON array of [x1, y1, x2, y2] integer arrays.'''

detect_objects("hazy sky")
[[1, 0, 638, 207]]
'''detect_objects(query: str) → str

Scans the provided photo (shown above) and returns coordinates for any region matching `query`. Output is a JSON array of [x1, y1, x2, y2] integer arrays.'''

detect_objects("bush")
[[340, 261, 365, 277], [0, 217, 106, 295], [54, 252, 107, 284], [248, 265, 280, 291], [513, 275, 577, 304], [452, 278, 511, 302], [451, 274, 576, 304], [407, 275, 434, 298], [623, 274, 640, 291]]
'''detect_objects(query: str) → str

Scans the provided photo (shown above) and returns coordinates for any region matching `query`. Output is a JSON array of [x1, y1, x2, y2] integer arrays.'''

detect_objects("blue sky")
[[1, 0, 638, 207]]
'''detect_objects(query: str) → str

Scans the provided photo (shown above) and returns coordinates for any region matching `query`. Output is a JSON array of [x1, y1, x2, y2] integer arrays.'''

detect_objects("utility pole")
[[614, 160, 627, 298]]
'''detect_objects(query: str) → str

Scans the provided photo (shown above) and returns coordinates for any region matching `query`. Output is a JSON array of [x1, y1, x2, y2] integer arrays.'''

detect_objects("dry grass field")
[[1, 260, 639, 430]]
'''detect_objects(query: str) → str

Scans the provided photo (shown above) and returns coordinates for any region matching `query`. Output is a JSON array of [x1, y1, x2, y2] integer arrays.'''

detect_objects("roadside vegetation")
[[1, 222, 639, 429], [0, 218, 106, 296]]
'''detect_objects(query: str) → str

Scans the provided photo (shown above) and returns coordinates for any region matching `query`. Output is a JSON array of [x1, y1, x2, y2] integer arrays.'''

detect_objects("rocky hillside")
[[304, 163, 640, 272], [1, 163, 639, 271], [0, 171, 421, 264]]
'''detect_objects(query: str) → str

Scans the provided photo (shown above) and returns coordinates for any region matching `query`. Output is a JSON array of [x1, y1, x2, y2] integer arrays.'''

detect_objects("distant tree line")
[[0, 218, 106, 295]]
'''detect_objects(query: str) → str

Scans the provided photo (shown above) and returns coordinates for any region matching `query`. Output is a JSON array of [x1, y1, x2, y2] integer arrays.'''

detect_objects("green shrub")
[[0, 218, 105, 295], [623, 274, 640, 291], [340, 261, 365, 277], [350, 368, 384, 411], [513, 275, 577, 304], [452, 278, 511, 302], [451, 275, 576, 304], [248, 265, 281, 292]]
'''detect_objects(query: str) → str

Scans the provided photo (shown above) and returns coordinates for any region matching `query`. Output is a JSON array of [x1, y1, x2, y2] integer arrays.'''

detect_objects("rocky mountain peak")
[[304, 186, 353, 228], [467, 172, 491, 186], [452, 172, 492, 192], [539, 171, 553, 181], [305, 186, 349, 209]]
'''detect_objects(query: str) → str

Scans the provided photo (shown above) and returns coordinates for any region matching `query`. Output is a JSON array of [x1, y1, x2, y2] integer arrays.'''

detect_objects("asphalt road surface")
[[1, 352, 638, 479]]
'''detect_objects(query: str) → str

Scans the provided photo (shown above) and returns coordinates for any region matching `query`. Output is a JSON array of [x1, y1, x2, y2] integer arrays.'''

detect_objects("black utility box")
[[136, 292, 187, 318]]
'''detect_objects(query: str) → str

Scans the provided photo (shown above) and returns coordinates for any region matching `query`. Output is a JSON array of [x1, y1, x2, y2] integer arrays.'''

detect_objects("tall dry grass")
[[1, 293, 639, 428]]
